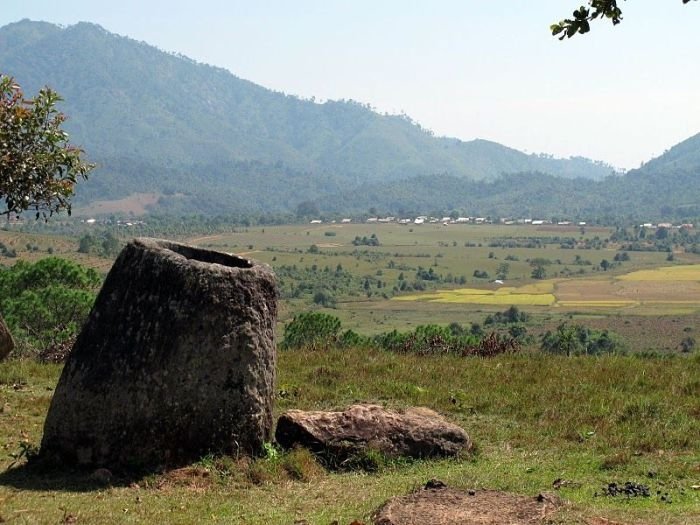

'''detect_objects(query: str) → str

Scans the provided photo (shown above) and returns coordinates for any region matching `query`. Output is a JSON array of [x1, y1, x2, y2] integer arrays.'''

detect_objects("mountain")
[[314, 167, 700, 221], [636, 133, 700, 175], [0, 20, 615, 215], [315, 136, 700, 220]]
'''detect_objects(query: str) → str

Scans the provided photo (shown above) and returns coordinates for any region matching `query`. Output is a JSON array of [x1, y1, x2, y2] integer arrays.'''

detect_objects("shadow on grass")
[[0, 461, 145, 493]]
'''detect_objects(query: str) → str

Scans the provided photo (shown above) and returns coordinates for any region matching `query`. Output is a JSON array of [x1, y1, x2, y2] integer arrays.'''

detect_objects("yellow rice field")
[[392, 264, 700, 311], [394, 285, 556, 306], [617, 264, 700, 281]]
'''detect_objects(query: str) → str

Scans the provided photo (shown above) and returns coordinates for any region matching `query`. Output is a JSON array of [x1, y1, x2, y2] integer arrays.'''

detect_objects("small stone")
[[424, 479, 446, 490]]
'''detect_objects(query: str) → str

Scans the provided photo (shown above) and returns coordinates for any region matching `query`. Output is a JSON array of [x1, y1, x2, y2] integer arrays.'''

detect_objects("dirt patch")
[[75, 192, 161, 216], [372, 480, 561, 524]]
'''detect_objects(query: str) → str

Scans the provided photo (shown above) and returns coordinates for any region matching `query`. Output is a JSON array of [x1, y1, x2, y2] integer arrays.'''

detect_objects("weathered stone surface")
[[40, 238, 278, 469], [372, 480, 562, 525], [0, 314, 14, 361], [275, 404, 471, 463]]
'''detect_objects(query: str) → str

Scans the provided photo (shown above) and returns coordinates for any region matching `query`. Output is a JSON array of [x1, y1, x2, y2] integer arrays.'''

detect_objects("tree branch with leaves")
[[552, 0, 696, 40], [0, 75, 94, 219]]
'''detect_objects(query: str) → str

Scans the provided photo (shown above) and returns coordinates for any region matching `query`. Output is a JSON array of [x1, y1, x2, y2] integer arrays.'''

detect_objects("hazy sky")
[[2, 1, 698, 169]]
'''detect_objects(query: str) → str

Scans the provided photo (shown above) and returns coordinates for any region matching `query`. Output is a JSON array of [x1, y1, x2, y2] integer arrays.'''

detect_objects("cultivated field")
[[395, 265, 700, 310], [181, 223, 700, 347], [2, 221, 699, 348]]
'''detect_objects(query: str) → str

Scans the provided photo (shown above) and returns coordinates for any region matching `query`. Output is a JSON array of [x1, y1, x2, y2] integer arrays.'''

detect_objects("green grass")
[[1, 351, 699, 524]]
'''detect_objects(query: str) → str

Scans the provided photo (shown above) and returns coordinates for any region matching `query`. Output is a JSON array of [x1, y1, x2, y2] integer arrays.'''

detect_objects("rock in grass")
[[275, 404, 471, 466], [40, 238, 277, 469], [0, 314, 15, 361]]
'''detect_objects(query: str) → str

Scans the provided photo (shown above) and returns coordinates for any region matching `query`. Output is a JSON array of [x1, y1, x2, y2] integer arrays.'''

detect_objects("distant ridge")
[[0, 20, 620, 215], [637, 133, 700, 175]]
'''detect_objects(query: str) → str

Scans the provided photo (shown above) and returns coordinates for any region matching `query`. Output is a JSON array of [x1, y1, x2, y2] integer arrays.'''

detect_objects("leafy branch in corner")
[[0, 75, 94, 219], [551, 0, 696, 40]]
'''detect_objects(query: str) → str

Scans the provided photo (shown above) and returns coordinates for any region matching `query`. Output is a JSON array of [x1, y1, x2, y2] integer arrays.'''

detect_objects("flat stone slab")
[[40, 238, 278, 469], [276, 404, 472, 465], [373, 480, 562, 525]]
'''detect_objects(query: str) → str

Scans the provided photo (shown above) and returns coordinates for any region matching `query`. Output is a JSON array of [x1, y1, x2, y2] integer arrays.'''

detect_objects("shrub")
[[484, 305, 530, 325], [541, 322, 624, 356], [0, 257, 100, 357], [312, 290, 336, 308], [281, 312, 342, 350], [680, 336, 696, 353]]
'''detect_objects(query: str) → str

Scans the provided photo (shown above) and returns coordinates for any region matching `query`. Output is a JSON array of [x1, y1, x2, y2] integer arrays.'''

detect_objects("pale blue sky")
[[2, 1, 698, 169]]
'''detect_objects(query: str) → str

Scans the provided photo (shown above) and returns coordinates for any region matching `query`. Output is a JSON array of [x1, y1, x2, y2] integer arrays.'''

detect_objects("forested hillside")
[[317, 167, 700, 221], [0, 20, 615, 215]]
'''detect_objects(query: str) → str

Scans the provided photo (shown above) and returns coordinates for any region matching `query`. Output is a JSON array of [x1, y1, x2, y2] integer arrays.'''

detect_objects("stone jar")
[[0, 314, 15, 361], [40, 238, 277, 470]]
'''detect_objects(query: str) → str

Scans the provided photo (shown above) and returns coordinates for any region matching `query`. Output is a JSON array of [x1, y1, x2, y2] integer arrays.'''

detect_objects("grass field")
[[1, 223, 699, 523], [1, 352, 699, 524], [4, 221, 698, 349]]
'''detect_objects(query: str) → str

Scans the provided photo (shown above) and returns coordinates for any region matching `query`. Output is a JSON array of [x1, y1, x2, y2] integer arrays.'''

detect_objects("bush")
[[372, 324, 488, 356], [541, 323, 624, 356], [352, 234, 379, 246], [312, 290, 336, 308], [484, 306, 530, 325], [281, 312, 342, 350], [680, 336, 696, 353], [0, 257, 100, 357], [77, 231, 121, 257]]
